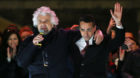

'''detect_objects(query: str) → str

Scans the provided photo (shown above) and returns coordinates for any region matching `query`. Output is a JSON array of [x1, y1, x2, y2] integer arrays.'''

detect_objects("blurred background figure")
[[113, 32, 135, 78], [64, 24, 79, 30], [125, 32, 134, 39], [106, 17, 120, 78], [70, 24, 79, 30], [19, 26, 33, 41], [106, 18, 116, 35], [122, 37, 140, 78], [3, 24, 19, 33], [0, 28, 27, 78]]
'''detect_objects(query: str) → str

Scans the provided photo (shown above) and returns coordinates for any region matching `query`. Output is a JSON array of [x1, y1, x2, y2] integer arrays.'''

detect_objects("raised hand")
[[94, 29, 104, 45], [119, 47, 125, 61], [106, 18, 116, 35], [110, 2, 123, 26], [7, 47, 12, 59], [7, 43, 17, 60]]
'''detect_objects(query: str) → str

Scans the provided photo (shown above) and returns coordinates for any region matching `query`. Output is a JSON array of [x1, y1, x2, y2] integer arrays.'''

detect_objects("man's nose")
[[84, 31, 88, 36], [41, 23, 45, 26], [40, 21, 46, 25]]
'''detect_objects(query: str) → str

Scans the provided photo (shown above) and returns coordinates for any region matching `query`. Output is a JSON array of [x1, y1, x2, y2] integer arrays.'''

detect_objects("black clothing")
[[70, 28, 125, 78]]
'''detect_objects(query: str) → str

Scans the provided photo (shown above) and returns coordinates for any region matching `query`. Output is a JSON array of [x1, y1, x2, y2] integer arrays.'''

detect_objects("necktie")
[[81, 41, 89, 56]]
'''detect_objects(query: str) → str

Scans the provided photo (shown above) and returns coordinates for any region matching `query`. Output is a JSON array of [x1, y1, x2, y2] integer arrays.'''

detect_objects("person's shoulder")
[[58, 28, 67, 32], [132, 49, 140, 56], [55, 28, 69, 35], [54, 28, 80, 38], [22, 35, 34, 43]]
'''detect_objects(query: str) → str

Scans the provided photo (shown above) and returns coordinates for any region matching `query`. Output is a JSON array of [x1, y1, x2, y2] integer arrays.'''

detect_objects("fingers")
[[94, 32, 97, 41], [118, 2, 122, 13], [111, 2, 123, 26], [7, 47, 12, 58], [110, 9, 114, 17], [121, 6, 123, 14], [115, 2, 123, 14], [7, 47, 10, 53], [95, 36, 103, 45], [110, 9, 116, 19], [116, 2, 118, 11], [34, 34, 44, 41], [115, 2, 120, 13], [110, 9, 117, 22], [109, 18, 116, 27], [33, 34, 44, 45], [94, 30, 104, 45], [35, 34, 43, 39], [114, 3, 117, 13]]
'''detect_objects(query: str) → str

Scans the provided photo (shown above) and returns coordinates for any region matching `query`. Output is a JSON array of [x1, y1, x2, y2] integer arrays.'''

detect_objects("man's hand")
[[119, 47, 125, 61], [94, 29, 104, 45], [110, 2, 123, 26], [33, 34, 44, 45]]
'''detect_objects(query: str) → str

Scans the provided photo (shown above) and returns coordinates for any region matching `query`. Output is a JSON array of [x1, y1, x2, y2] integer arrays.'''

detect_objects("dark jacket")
[[17, 28, 79, 78], [0, 41, 26, 78], [122, 48, 140, 78], [70, 27, 125, 78]]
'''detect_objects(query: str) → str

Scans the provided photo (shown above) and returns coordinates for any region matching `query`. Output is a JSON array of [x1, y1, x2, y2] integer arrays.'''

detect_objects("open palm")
[[110, 2, 123, 25]]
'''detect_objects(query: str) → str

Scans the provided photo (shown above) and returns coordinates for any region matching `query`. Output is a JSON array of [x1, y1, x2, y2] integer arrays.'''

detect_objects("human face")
[[80, 21, 96, 41], [37, 14, 53, 35], [8, 34, 19, 48], [125, 38, 138, 51]]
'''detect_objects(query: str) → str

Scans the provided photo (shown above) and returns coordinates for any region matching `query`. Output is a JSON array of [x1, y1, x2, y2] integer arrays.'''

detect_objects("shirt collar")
[[80, 35, 94, 45]]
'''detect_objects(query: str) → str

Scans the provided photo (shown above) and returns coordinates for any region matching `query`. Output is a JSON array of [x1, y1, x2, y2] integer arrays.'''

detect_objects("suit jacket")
[[17, 28, 79, 78], [70, 27, 125, 78]]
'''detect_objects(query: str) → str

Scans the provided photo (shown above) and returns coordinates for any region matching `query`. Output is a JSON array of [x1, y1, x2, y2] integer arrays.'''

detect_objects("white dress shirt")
[[76, 35, 94, 52]]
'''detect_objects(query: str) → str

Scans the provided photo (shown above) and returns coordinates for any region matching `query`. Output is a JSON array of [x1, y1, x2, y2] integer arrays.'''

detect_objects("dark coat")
[[17, 28, 79, 78], [122, 48, 140, 78], [0, 42, 27, 78], [70, 28, 125, 78]]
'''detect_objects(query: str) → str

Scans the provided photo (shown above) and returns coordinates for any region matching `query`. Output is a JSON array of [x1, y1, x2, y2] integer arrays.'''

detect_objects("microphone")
[[39, 29, 45, 35], [36, 29, 45, 46]]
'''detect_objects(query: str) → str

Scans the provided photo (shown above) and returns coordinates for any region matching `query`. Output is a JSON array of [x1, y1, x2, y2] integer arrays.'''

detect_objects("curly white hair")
[[32, 6, 59, 27]]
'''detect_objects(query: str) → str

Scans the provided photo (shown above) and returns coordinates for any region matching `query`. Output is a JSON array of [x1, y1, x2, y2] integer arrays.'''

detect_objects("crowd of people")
[[0, 2, 139, 78]]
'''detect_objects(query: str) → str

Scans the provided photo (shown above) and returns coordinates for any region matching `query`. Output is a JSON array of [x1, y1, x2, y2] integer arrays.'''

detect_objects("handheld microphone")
[[39, 29, 45, 35], [36, 29, 45, 46]]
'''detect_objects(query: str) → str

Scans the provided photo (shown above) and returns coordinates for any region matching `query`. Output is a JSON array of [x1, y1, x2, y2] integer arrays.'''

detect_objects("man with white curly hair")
[[17, 6, 103, 78], [17, 6, 74, 78], [32, 6, 59, 35]]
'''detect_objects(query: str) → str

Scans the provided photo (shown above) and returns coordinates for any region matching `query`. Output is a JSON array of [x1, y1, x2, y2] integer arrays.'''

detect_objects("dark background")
[[0, 0, 139, 39]]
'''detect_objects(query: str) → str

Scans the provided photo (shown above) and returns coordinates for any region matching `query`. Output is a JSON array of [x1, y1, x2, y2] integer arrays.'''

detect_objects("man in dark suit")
[[70, 2, 125, 78]]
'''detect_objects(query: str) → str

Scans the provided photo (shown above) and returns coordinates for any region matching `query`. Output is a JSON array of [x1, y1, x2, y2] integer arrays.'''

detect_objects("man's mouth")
[[41, 28, 47, 30]]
